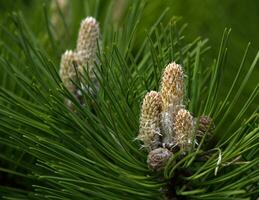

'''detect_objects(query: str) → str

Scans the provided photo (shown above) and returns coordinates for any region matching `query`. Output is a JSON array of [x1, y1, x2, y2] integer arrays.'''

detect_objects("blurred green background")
[[0, 0, 258, 112]]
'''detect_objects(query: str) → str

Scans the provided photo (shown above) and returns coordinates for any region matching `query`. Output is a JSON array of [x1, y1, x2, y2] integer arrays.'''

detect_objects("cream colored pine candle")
[[76, 17, 100, 79], [59, 50, 82, 94], [160, 62, 184, 111], [160, 62, 185, 148], [137, 91, 162, 151], [173, 108, 194, 151]]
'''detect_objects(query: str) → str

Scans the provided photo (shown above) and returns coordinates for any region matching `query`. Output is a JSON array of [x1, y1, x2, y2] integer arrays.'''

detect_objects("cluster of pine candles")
[[59, 16, 100, 109], [137, 62, 214, 172], [60, 15, 214, 175]]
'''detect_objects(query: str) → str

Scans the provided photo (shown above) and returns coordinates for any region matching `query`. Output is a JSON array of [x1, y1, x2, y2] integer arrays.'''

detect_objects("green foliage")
[[0, 1, 258, 199]]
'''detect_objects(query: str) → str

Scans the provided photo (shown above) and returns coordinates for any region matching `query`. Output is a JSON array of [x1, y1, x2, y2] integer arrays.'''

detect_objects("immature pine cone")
[[173, 108, 194, 151], [137, 91, 162, 151], [147, 148, 172, 171]]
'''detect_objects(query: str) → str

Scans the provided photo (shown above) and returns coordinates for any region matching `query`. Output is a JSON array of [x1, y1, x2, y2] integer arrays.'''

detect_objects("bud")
[[147, 148, 172, 171], [59, 50, 83, 94], [76, 17, 99, 66], [160, 62, 184, 112], [137, 91, 162, 151], [197, 116, 215, 137], [173, 109, 194, 151], [76, 17, 99, 53], [76, 16, 100, 95]]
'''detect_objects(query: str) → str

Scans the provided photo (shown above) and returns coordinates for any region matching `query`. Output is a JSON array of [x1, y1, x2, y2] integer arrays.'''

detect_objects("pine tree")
[[0, 1, 258, 199]]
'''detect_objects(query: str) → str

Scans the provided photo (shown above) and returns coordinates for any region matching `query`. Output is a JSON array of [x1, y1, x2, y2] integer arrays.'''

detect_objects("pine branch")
[[0, 1, 258, 199]]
